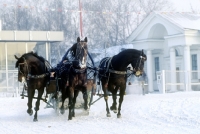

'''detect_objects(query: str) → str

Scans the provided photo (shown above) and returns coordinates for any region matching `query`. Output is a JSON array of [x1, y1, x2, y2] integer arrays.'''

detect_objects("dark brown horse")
[[98, 49, 147, 118], [59, 37, 89, 120], [14, 52, 50, 121]]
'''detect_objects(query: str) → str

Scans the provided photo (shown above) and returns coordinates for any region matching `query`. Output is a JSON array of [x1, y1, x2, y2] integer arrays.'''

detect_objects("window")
[[191, 54, 197, 79], [155, 57, 160, 79], [7, 42, 26, 70]]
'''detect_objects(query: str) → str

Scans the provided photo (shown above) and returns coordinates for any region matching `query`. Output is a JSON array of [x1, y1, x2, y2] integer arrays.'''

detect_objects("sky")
[[0, 91, 200, 134], [169, 0, 200, 12]]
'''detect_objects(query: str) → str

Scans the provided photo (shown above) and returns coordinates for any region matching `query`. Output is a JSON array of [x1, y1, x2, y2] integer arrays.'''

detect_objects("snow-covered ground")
[[1, 91, 200, 134]]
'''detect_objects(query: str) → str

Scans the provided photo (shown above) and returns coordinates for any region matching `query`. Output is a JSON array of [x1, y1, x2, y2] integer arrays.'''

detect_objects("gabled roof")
[[157, 12, 200, 30], [126, 12, 200, 42]]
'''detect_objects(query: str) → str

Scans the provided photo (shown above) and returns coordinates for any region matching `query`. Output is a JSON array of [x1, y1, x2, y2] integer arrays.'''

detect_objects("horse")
[[59, 37, 89, 120], [98, 49, 147, 118], [14, 52, 50, 121]]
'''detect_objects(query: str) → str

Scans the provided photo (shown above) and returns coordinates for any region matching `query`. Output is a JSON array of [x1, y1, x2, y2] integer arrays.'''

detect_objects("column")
[[170, 47, 176, 92], [25, 43, 28, 53], [45, 42, 49, 61], [184, 45, 191, 91], [147, 50, 153, 93], [5, 43, 8, 91]]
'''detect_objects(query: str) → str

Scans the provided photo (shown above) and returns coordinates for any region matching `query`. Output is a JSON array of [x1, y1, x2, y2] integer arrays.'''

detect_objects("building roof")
[[126, 12, 200, 43], [157, 12, 200, 30], [0, 31, 64, 42]]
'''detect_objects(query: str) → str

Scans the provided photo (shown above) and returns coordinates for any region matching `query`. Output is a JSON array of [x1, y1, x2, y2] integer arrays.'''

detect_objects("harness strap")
[[27, 73, 49, 79], [106, 57, 113, 73], [109, 69, 127, 75], [73, 68, 86, 73]]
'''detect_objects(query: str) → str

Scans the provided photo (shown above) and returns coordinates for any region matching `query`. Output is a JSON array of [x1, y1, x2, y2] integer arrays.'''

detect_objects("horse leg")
[[71, 90, 79, 117], [102, 86, 111, 117], [117, 88, 125, 118], [60, 96, 66, 115], [60, 86, 67, 115], [82, 87, 88, 110], [27, 88, 34, 116], [68, 87, 74, 120], [110, 87, 118, 113], [33, 88, 44, 122]]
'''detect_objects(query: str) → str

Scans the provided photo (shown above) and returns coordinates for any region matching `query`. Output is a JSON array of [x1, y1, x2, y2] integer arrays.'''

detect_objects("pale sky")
[[169, 0, 200, 12]]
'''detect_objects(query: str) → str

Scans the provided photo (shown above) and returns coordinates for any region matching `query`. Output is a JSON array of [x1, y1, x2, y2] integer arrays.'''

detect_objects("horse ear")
[[142, 49, 145, 56], [84, 37, 87, 42], [77, 37, 80, 42], [14, 55, 19, 60]]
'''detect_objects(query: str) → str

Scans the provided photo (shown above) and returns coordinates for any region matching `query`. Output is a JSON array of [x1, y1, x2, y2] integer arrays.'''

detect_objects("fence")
[[0, 70, 22, 97], [157, 70, 200, 93], [1, 70, 200, 97]]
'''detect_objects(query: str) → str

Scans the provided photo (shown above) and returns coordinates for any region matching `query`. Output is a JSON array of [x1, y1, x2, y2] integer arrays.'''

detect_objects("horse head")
[[14, 52, 46, 82], [131, 49, 147, 77], [15, 54, 29, 82], [71, 37, 88, 69]]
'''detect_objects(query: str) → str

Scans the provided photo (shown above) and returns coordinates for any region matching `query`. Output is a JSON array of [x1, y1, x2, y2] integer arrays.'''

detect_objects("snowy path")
[[0, 92, 200, 134]]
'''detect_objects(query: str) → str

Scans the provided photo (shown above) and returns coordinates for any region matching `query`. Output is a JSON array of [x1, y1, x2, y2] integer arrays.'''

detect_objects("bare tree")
[[0, 0, 173, 63]]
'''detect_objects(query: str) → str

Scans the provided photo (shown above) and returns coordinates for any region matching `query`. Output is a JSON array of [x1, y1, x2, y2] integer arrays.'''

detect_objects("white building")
[[126, 12, 200, 93]]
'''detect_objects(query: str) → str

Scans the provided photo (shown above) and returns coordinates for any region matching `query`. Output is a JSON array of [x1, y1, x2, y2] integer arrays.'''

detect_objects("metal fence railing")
[[1, 70, 200, 97], [157, 70, 200, 93], [0, 70, 22, 97]]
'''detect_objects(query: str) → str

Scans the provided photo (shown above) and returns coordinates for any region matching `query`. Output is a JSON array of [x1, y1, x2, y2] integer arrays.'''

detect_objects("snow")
[[1, 91, 200, 134]]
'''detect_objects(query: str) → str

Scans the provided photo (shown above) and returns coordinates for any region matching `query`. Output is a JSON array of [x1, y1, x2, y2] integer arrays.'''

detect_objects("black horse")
[[98, 49, 147, 118], [14, 52, 50, 121], [59, 37, 89, 120]]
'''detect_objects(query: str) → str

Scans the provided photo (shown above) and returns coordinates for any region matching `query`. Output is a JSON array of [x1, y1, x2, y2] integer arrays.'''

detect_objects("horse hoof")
[[68, 117, 72, 120], [33, 118, 38, 122], [113, 110, 117, 113], [110, 106, 117, 113], [117, 114, 121, 118], [84, 105, 89, 110], [107, 113, 111, 117], [27, 109, 33, 116], [60, 110, 65, 115]]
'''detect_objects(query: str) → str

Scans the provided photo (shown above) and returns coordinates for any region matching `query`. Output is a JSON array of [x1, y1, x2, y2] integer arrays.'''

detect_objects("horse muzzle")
[[134, 70, 143, 77]]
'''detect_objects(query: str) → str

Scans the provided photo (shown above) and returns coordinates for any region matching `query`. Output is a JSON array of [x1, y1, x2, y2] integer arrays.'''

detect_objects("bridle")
[[18, 57, 29, 78], [133, 54, 146, 77], [74, 41, 88, 69]]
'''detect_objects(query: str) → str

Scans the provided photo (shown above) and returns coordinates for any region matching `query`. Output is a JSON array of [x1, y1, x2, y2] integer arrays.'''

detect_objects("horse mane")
[[70, 43, 77, 57], [15, 51, 46, 68], [22, 51, 46, 62], [114, 49, 141, 59]]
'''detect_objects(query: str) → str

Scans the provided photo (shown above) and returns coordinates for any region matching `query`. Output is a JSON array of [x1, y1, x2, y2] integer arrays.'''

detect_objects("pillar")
[[147, 50, 154, 93], [184, 45, 191, 91], [46, 42, 49, 60], [170, 47, 176, 92]]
